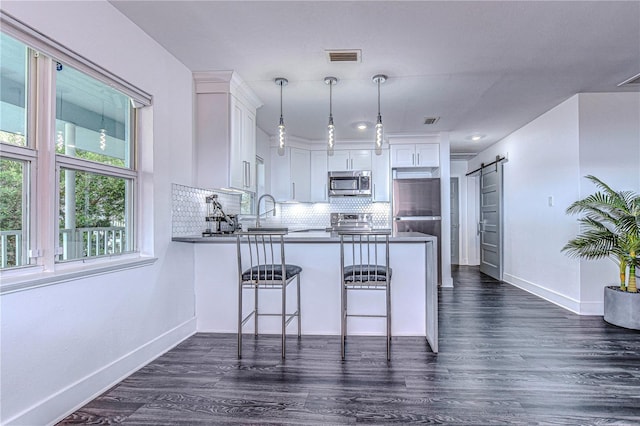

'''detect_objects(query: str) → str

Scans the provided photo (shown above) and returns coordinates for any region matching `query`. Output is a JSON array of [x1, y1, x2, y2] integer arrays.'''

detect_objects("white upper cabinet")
[[229, 96, 257, 192], [290, 147, 311, 202], [310, 150, 328, 202], [194, 71, 262, 192], [391, 143, 439, 168], [372, 149, 390, 202], [270, 147, 310, 202], [327, 149, 372, 171]]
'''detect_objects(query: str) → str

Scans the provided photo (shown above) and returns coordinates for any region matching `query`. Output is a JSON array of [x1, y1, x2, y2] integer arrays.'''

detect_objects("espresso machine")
[[202, 194, 240, 236]]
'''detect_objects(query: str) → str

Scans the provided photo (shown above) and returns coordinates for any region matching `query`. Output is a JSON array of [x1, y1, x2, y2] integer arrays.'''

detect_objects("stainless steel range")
[[328, 212, 373, 232]]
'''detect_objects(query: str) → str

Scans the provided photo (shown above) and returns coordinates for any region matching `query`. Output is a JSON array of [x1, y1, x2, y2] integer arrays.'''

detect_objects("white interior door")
[[479, 163, 503, 280]]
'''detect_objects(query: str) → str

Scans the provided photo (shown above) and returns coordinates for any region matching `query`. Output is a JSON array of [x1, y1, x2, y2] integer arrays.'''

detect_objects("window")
[[54, 62, 136, 262], [0, 158, 28, 268], [0, 32, 28, 147], [0, 19, 149, 275], [0, 32, 32, 269]]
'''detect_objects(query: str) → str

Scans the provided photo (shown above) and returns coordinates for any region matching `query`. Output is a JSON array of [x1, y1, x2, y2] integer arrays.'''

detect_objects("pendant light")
[[324, 76, 338, 155], [275, 77, 288, 156], [372, 74, 387, 154]]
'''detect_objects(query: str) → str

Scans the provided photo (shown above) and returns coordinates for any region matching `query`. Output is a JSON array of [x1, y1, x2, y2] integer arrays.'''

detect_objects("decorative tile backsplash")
[[278, 198, 391, 230], [171, 184, 241, 237], [172, 183, 391, 236]]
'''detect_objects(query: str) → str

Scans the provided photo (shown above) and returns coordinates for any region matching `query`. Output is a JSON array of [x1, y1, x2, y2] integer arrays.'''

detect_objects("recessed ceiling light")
[[467, 134, 485, 142], [352, 121, 372, 131]]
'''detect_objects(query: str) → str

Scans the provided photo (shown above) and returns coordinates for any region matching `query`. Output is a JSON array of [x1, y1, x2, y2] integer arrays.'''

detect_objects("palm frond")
[[563, 176, 640, 275]]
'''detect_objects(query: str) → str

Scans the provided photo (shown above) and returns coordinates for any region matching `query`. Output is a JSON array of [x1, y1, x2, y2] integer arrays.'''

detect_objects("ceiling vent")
[[326, 49, 361, 63], [618, 72, 640, 87], [423, 117, 440, 125]]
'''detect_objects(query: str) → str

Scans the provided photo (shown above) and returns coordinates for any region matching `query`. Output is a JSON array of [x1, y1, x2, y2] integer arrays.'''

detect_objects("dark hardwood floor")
[[59, 266, 640, 424]]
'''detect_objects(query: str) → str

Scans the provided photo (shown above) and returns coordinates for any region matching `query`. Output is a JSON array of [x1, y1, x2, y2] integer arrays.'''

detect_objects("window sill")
[[0, 255, 158, 295]]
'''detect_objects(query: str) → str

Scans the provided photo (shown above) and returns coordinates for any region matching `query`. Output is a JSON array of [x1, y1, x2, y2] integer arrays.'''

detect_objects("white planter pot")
[[603, 286, 640, 330]]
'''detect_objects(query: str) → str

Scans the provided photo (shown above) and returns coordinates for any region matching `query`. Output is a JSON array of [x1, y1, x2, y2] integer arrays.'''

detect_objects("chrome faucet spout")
[[256, 194, 276, 228]]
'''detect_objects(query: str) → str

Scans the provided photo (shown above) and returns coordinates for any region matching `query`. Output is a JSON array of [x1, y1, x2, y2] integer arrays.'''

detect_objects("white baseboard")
[[504, 273, 604, 315], [6, 317, 197, 426], [503, 273, 582, 314], [441, 276, 454, 288], [578, 301, 604, 316]]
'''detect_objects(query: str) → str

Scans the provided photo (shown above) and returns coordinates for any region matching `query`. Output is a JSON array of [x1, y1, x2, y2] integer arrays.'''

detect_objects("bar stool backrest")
[[339, 231, 391, 287], [237, 232, 287, 287]]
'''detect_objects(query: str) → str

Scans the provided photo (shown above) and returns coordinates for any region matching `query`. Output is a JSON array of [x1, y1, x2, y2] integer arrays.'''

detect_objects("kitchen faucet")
[[256, 194, 276, 228]]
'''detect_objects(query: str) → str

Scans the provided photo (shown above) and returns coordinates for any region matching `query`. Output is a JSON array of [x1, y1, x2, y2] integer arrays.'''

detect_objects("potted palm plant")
[[562, 175, 640, 329]]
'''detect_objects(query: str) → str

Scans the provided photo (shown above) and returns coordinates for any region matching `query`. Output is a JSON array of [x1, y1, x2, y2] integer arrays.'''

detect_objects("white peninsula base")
[[179, 232, 438, 352]]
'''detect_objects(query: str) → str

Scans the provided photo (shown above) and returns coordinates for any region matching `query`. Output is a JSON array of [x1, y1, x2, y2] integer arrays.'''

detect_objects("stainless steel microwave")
[[328, 170, 372, 197]]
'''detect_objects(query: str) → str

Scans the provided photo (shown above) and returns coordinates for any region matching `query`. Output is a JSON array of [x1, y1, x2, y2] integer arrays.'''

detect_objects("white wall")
[[0, 2, 197, 424], [468, 92, 640, 315], [577, 93, 640, 310]]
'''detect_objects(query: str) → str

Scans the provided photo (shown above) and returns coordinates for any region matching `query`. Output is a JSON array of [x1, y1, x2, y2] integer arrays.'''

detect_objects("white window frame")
[[0, 13, 155, 292]]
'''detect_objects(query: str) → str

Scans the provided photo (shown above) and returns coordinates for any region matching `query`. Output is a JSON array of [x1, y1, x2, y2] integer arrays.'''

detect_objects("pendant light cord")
[[377, 79, 382, 121], [280, 81, 284, 121], [329, 80, 333, 119]]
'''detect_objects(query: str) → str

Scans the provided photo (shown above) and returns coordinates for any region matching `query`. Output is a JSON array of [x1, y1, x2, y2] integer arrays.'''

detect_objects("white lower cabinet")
[[271, 147, 310, 202], [310, 150, 328, 202]]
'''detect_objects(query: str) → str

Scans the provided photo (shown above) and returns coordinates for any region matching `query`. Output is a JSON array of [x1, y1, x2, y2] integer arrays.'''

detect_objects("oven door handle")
[[394, 216, 442, 221]]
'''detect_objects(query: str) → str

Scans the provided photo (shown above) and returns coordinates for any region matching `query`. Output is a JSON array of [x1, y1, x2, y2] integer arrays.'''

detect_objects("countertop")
[[172, 230, 436, 244]]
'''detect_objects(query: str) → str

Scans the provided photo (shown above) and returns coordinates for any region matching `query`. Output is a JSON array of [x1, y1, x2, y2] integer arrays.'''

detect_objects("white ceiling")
[[110, 0, 640, 156]]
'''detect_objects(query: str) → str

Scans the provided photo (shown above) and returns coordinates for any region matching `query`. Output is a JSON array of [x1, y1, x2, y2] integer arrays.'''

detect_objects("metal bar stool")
[[236, 230, 302, 359], [339, 230, 392, 361]]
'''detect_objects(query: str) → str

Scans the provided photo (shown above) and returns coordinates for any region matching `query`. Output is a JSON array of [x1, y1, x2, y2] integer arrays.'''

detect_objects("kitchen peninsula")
[[173, 230, 438, 353]]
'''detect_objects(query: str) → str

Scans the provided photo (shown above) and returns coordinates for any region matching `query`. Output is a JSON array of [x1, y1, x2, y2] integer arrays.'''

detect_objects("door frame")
[[466, 155, 506, 281]]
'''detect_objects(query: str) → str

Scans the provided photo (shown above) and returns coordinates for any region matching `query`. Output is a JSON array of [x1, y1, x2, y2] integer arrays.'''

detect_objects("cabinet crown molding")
[[194, 70, 262, 109]]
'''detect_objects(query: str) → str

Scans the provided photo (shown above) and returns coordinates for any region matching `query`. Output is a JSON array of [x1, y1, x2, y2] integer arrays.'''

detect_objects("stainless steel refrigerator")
[[392, 177, 441, 282]]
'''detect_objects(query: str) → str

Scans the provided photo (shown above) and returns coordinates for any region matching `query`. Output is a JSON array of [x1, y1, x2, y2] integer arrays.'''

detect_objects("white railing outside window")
[[59, 226, 126, 261], [0, 230, 22, 268], [1, 227, 127, 267]]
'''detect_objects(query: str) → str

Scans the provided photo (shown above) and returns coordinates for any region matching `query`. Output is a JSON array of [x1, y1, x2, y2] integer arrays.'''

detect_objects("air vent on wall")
[[423, 117, 440, 125], [326, 49, 361, 63], [618, 72, 640, 86]]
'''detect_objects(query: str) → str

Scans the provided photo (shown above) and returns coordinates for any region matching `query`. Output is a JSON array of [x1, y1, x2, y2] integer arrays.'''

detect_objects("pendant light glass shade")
[[324, 76, 338, 155], [275, 78, 288, 156], [372, 74, 387, 155], [99, 128, 107, 151], [99, 101, 107, 151]]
